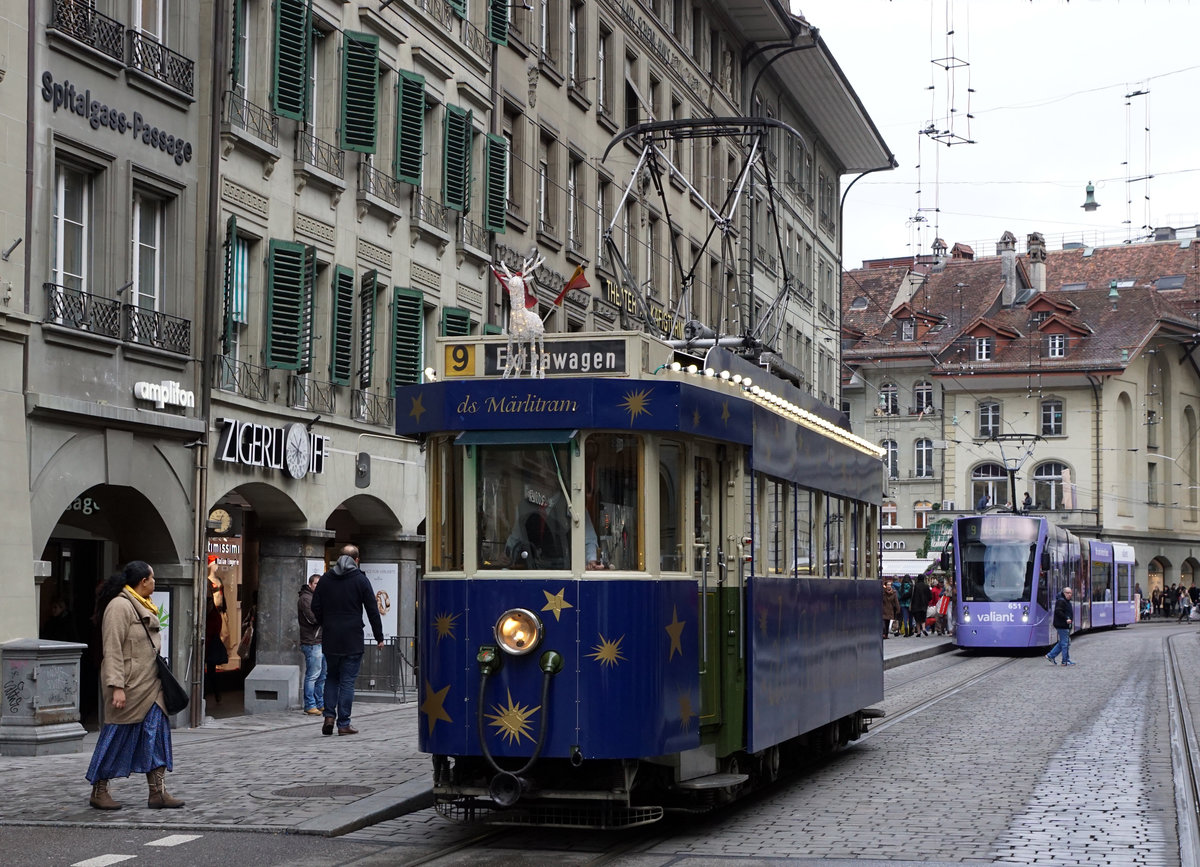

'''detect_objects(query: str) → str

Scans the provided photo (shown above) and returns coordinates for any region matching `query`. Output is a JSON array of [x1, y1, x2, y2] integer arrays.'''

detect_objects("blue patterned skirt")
[[86, 703, 173, 782]]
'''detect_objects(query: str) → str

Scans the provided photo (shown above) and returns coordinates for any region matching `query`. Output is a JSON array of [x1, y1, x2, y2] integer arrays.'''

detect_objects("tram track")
[[1165, 631, 1200, 866]]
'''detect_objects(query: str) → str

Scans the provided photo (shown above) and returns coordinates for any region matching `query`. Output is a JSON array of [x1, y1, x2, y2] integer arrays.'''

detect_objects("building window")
[[882, 440, 898, 479], [913, 381, 933, 413], [568, 2, 585, 87], [971, 463, 1008, 510], [220, 218, 251, 371], [131, 192, 164, 312], [975, 336, 993, 361], [502, 103, 525, 218], [915, 438, 934, 478], [1033, 461, 1067, 510], [232, 0, 251, 98], [1041, 399, 1064, 436], [879, 383, 898, 415], [624, 53, 642, 130], [597, 25, 612, 117], [1047, 333, 1066, 358], [357, 270, 379, 390], [900, 319, 915, 341], [882, 501, 898, 528], [395, 71, 426, 185], [442, 104, 473, 212], [53, 164, 91, 294], [483, 134, 508, 233], [272, 0, 311, 121], [567, 155, 582, 252], [340, 32, 379, 153], [914, 501, 932, 530], [978, 401, 1000, 438]]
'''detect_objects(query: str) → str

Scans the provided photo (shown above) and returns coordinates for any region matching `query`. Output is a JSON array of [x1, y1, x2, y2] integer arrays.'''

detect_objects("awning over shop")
[[881, 552, 937, 577]]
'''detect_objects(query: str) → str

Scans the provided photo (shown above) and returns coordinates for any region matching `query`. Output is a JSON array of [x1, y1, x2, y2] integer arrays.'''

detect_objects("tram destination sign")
[[444, 338, 627, 378]]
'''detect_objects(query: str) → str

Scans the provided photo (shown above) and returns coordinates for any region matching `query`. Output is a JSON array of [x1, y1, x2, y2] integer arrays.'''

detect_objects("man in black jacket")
[[910, 576, 932, 637], [1045, 587, 1075, 666], [312, 545, 384, 735]]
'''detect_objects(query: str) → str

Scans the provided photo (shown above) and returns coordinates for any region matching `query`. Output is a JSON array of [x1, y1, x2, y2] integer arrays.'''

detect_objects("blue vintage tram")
[[395, 330, 885, 827]]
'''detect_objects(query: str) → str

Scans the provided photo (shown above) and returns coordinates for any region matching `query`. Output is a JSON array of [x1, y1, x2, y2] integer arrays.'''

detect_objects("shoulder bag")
[[138, 613, 190, 715]]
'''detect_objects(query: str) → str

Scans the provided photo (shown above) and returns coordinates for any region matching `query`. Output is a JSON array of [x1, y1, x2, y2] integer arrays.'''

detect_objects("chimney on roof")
[[932, 237, 948, 265], [1154, 226, 1177, 241], [1027, 232, 1047, 295], [998, 230, 1018, 307]]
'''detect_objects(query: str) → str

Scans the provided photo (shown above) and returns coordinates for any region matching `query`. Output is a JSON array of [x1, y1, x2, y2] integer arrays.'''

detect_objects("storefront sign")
[[133, 379, 196, 410], [40, 71, 194, 166], [599, 277, 685, 339], [215, 417, 329, 479]]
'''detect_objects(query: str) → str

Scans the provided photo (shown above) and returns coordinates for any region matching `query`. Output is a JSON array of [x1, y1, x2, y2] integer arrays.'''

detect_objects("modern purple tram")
[[947, 514, 1136, 649]]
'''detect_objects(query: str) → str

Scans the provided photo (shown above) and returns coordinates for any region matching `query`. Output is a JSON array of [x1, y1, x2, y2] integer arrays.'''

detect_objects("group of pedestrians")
[[882, 574, 954, 638], [86, 543, 384, 811], [1146, 583, 1200, 620]]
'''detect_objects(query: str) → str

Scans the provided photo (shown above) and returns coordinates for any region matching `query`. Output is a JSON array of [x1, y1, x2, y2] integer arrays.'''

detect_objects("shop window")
[[586, 433, 644, 571], [340, 32, 379, 153], [442, 105, 473, 212], [659, 441, 686, 572], [328, 266, 354, 386], [429, 436, 463, 571], [390, 287, 424, 386], [477, 442, 573, 570], [265, 239, 315, 371]]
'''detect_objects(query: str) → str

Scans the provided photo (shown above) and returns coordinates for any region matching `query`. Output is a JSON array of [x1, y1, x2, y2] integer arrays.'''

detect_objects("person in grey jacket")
[[297, 574, 326, 716], [312, 545, 384, 736]]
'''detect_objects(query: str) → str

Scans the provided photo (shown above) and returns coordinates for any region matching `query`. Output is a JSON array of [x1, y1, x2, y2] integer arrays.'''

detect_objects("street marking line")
[[146, 834, 203, 847], [71, 856, 136, 867]]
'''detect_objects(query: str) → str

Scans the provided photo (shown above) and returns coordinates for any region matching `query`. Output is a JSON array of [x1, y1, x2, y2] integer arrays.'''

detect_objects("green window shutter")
[[301, 246, 316, 372], [222, 215, 238, 355], [440, 307, 471, 337], [230, 0, 243, 90], [391, 287, 424, 387], [359, 270, 378, 389], [329, 265, 355, 385], [487, 0, 509, 45], [266, 239, 311, 370], [272, 0, 310, 121], [340, 31, 379, 153], [483, 133, 507, 233], [483, 322, 503, 335], [394, 71, 425, 186], [442, 105, 472, 212], [448, 0, 466, 17]]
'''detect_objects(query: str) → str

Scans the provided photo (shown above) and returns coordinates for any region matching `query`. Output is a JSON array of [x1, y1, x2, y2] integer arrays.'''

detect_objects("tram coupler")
[[488, 771, 527, 808]]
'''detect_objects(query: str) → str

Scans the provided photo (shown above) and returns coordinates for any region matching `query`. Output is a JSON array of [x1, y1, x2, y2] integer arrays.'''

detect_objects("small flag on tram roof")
[[553, 264, 590, 306]]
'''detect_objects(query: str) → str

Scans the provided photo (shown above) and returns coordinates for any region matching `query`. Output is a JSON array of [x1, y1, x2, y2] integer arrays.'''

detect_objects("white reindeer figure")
[[497, 253, 546, 378]]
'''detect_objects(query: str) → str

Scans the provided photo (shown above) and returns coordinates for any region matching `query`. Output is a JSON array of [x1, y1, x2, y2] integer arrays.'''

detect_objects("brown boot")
[[146, 767, 185, 809], [89, 779, 122, 810]]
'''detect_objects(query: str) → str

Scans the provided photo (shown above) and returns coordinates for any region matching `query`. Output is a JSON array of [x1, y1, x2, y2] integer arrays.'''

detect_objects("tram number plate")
[[444, 343, 476, 377]]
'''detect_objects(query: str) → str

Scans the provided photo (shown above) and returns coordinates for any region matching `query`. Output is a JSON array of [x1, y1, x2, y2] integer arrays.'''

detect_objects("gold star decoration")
[[433, 611, 459, 642], [420, 680, 453, 735], [588, 632, 626, 667], [541, 587, 574, 621], [678, 691, 695, 733], [619, 388, 652, 425], [485, 689, 541, 746], [720, 400, 731, 425], [665, 605, 686, 660], [408, 394, 427, 424]]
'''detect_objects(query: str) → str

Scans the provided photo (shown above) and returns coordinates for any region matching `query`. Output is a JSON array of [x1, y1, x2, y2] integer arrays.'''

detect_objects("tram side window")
[[766, 478, 789, 575], [430, 437, 463, 571], [961, 539, 1036, 602], [794, 487, 813, 575], [659, 440, 685, 571], [477, 444, 573, 570], [1092, 561, 1112, 602], [586, 434, 643, 571], [824, 495, 846, 578], [694, 456, 714, 572], [1117, 563, 1132, 602]]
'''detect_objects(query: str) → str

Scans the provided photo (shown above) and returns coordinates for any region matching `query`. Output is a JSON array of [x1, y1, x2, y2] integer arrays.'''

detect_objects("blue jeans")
[[301, 643, 326, 711], [322, 652, 364, 728], [1047, 627, 1071, 663]]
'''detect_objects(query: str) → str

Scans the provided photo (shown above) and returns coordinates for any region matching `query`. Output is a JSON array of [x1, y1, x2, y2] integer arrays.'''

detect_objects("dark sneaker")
[[338, 725, 359, 736], [1045, 655, 1057, 665], [1063, 661, 1077, 666], [322, 717, 334, 736]]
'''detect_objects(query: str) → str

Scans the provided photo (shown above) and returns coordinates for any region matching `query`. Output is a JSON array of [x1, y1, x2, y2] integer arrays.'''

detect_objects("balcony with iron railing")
[[351, 389, 394, 427], [358, 160, 403, 209], [457, 216, 489, 258], [288, 374, 337, 413], [50, 0, 124, 63], [222, 90, 279, 148], [412, 188, 449, 240], [127, 304, 191, 355], [296, 129, 345, 180], [460, 18, 491, 65], [127, 30, 195, 96], [44, 284, 122, 339], [215, 355, 271, 402], [411, 0, 456, 32]]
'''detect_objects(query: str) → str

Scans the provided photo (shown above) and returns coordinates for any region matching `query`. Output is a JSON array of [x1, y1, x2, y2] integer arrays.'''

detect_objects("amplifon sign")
[[133, 380, 195, 410]]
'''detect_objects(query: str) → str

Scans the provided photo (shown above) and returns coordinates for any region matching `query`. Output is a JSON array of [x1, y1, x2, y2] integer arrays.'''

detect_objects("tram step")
[[861, 707, 886, 719], [675, 772, 750, 790]]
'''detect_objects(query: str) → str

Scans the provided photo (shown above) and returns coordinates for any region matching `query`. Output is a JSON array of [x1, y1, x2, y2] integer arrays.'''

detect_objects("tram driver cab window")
[[477, 444, 573, 570], [585, 434, 642, 571]]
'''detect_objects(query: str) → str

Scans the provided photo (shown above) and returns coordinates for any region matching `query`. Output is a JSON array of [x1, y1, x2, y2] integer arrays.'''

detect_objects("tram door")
[[694, 451, 725, 726]]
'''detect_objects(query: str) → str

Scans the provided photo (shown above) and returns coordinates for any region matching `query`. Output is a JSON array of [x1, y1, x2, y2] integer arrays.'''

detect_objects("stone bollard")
[[0, 638, 89, 756]]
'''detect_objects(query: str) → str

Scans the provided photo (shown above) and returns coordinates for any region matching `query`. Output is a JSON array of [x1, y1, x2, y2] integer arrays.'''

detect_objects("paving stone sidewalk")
[[0, 701, 431, 836]]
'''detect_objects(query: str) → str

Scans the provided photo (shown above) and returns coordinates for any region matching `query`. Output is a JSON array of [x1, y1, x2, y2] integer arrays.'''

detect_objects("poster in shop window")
[[360, 562, 398, 640], [207, 537, 243, 669]]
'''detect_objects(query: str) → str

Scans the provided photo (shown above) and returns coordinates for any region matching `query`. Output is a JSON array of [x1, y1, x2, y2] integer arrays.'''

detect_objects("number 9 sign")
[[444, 343, 475, 377]]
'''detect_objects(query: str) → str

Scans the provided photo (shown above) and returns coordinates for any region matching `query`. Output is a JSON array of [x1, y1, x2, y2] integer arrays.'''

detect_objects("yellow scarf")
[[127, 586, 159, 616]]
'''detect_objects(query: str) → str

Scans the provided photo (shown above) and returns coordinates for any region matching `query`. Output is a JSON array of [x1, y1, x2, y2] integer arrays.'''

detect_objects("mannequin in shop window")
[[204, 556, 228, 703]]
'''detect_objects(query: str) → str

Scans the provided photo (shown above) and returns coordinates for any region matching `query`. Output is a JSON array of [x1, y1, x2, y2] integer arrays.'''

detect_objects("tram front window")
[[477, 444, 573, 570], [961, 540, 1036, 603]]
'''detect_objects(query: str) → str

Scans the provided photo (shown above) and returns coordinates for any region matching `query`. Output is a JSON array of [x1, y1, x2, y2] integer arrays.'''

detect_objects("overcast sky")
[[792, 1, 1200, 270]]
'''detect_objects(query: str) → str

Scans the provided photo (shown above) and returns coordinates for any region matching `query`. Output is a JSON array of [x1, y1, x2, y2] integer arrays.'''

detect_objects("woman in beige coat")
[[85, 561, 184, 810]]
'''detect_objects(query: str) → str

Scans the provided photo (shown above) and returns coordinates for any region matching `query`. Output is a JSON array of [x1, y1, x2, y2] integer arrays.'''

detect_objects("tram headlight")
[[1022, 606, 1029, 623], [494, 608, 543, 656], [962, 605, 970, 623]]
